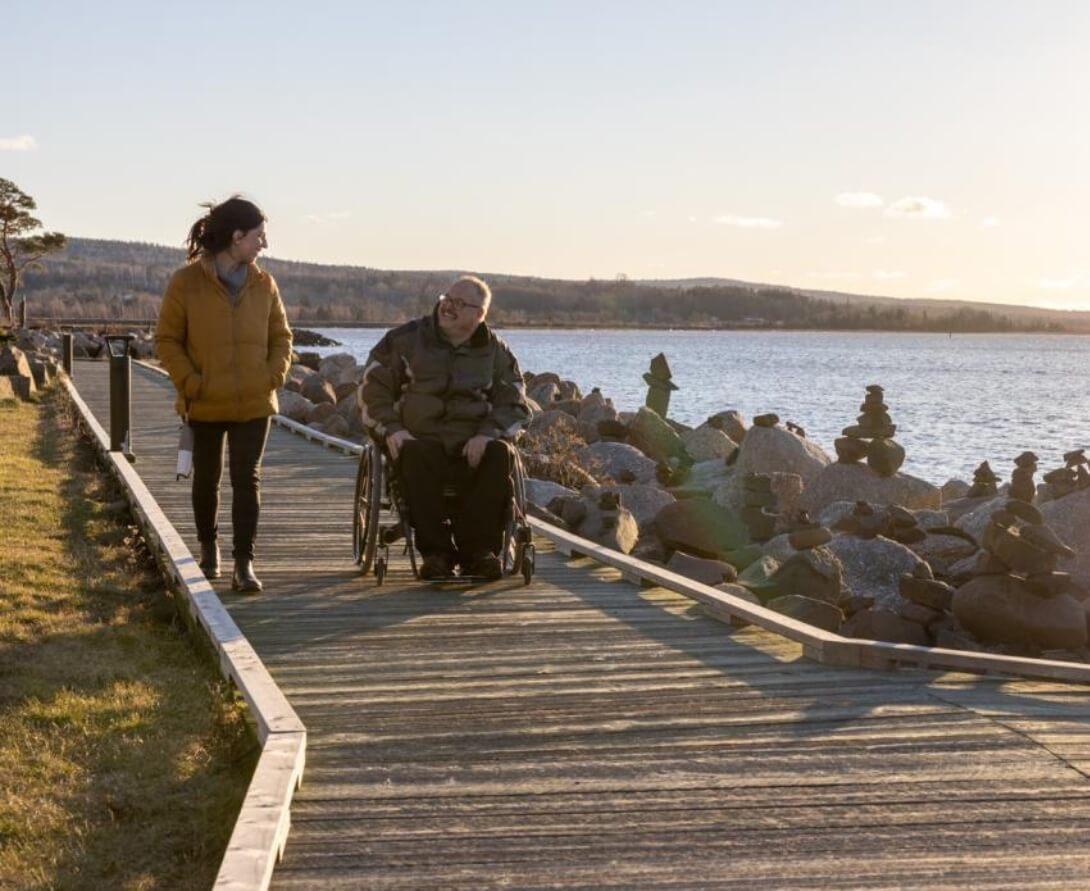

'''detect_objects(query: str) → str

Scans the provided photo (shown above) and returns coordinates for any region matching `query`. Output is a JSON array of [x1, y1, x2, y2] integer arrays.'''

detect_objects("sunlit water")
[[308, 328, 1090, 486]]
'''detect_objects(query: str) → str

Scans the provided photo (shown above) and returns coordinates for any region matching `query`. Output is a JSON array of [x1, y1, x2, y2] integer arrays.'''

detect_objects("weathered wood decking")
[[73, 360, 1090, 889]]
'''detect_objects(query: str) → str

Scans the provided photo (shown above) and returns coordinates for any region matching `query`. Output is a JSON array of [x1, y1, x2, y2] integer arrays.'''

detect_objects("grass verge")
[[0, 388, 257, 890]]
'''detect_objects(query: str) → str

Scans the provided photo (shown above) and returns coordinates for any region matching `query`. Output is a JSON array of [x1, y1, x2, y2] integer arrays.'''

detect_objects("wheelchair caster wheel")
[[375, 556, 387, 586], [521, 546, 535, 585]]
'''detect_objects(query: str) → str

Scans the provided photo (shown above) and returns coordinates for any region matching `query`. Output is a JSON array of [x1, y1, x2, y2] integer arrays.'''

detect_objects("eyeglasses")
[[438, 293, 484, 313]]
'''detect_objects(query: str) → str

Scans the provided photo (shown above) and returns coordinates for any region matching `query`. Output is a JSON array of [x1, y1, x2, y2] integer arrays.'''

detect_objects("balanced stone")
[[643, 352, 678, 418], [834, 437, 868, 463], [1004, 499, 1042, 526], [753, 413, 779, 428], [966, 461, 999, 498], [867, 438, 906, 478]]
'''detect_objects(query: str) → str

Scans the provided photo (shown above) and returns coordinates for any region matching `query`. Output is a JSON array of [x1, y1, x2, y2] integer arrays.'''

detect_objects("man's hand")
[[386, 429, 415, 461], [462, 434, 493, 469]]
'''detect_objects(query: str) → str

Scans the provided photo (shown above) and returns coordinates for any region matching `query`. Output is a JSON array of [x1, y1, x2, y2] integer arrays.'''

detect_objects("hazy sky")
[[7, 0, 1090, 308]]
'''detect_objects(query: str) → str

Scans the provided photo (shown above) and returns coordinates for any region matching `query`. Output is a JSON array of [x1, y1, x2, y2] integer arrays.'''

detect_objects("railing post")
[[105, 334, 136, 462], [61, 333, 74, 376]]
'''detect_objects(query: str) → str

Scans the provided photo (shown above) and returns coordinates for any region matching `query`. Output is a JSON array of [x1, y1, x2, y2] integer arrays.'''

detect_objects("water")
[[306, 327, 1090, 486]]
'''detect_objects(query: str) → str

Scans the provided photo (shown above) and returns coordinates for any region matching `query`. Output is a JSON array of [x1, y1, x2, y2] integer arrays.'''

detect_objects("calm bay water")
[[309, 328, 1090, 486]]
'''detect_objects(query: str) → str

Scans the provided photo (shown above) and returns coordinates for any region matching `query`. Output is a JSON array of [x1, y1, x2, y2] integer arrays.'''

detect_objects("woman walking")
[[155, 197, 292, 592]]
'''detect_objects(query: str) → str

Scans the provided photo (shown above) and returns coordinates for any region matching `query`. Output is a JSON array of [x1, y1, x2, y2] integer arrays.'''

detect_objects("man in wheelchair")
[[358, 275, 532, 580]]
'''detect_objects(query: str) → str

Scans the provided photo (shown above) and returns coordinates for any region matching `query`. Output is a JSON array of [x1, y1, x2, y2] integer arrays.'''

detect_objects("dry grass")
[[0, 388, 257, 890]]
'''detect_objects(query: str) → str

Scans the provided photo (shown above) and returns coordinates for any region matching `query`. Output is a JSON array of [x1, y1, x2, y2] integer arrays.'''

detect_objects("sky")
[[7, 0, 1090, 309]]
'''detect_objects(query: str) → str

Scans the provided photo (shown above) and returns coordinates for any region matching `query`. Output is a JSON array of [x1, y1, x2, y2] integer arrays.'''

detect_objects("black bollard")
[[61, 333, 74, 376], [106, 334, 136, 462]]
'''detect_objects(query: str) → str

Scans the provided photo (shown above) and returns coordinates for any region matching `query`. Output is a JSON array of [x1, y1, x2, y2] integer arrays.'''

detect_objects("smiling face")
[[231, 222, 268, 264], [437, 278, 489, 344]]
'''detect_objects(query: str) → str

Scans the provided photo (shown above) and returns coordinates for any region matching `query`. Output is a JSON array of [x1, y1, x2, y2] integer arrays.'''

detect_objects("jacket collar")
[[198, 255, 261, 297]]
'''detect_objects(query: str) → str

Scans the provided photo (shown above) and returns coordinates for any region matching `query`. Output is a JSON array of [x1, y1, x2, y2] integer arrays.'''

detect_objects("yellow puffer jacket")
[[155, 258, 293, 422]]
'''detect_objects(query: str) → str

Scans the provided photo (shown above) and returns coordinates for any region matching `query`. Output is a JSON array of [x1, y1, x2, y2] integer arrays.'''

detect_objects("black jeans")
[[397, 438, 512, 560], [190, 417, 271, 560]]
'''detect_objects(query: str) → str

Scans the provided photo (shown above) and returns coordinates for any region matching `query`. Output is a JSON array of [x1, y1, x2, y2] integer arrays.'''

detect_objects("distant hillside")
[[20, 237, 1088, 333]]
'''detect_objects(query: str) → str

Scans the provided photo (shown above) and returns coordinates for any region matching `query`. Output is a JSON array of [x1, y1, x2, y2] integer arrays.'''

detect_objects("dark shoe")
[[465, 552, 503, 581], [199, 540, 221, 579], [419, 552, 455, 580], [232, 558, 263, 593]]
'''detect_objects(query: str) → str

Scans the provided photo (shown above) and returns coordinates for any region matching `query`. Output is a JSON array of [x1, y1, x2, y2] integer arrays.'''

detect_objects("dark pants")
[[397, 438, 512, 560], [190, 417, 271, 560]]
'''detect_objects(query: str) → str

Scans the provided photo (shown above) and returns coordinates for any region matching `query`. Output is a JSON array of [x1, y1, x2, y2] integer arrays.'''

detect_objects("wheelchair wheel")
[[521, 544, 535, 586], [352, 444, 382, 573], [375, 554, 387, 586]]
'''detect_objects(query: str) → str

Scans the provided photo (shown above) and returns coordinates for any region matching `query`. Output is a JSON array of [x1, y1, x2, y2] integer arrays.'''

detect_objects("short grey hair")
[[455, 274, 492, 306]]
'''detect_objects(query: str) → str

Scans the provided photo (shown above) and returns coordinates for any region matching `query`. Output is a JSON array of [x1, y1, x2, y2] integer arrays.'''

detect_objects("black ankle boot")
[[232, 558, 263, 593], [199, 540, 221, 579]]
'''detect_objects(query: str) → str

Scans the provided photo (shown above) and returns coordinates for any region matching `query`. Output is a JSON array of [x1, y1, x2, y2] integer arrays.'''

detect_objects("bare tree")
[[0, 178, 66, 328]]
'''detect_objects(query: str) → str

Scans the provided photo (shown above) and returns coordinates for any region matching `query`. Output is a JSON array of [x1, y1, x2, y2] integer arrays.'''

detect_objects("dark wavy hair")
[[185, 196, 266, 261]]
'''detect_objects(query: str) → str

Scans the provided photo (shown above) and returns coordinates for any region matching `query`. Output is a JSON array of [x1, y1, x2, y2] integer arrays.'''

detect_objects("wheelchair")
[[352, 434, 536, 586]]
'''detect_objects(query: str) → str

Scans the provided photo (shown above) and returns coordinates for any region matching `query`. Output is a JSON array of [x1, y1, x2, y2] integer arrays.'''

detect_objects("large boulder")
[[0, 346, 36, 395], [907, 533, 978, 576], [764, 547, 844, 605], [317, 352, 357, 382], [654, 499, 750, 558], [1040, 487, 1090, 589], [276, 389, 315, 423], [526, 478, 578, 509], [732, 424, 830, 484], [713, 472, 803, 530], [685, 459, 734, 494], [953, 495, 1006, 543], [953, 576, 1088, 651], [606, 483, 676, 533], [301, 372, 337, 405], [576, 391, 619, 444], [528, 409, 581, 439], [575, 441, 656, 484], [841, 608, 930, 646], [707, 409, 746, 443], [800, 463, 941, 515], [825, 535, 922, 610], [768, 594, 844, 633], [667, 551, 737, 586], [682, 425, 737, 462], [627, 407, 690, 465], [567, 491, 639, 554], [942, 479, 971, 501]]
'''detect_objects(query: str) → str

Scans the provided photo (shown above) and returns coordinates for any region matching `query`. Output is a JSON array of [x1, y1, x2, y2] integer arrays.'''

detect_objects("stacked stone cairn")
[[1042, 449, 1090, 500], [752, 412, 779, 428], [741, 473, 779, 542], [834, 384, 905, 477], [1009, 451, 1038, 502], [898, 561, 957, 641], [966, 460, 999, 498], [643, 353, 678, 418], [831, 500, 925, 544]]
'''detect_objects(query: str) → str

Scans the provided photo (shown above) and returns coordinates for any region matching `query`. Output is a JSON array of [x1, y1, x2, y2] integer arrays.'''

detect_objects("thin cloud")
[[925, 278, 959, 293], [872, 270, 906, 280], [0, 134, 36, 151], [836, 192, 883, 208], [885, 196, 951, 219], [713, 214, 783, 229]]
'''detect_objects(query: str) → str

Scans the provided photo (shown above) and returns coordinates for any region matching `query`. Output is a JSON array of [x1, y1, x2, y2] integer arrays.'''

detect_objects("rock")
[[306, 402, 336, 424], [899, 575, 954, 611], [608, 483, 676, 533], [276, 389, 315, 422], [953, 576, 1088, 651], [655, 499, 750, 558], [1040, 488, 1090, 589], [706, 410, 746, 443], [898, 600, 942, 627], [301, 373, 337, 405], [575, 441, 657, 485], [733, 424, 830, 484], [525, 478, 577, 508], [576, 392, 619, 443], [839, 594, 875, 616], [737, 555, 781, 593], [557, 379, 582, 401], [942, 479, 971, 501], [753, 413, 779, 427], [953, 495, 1006, 541], [825, 535, 922, 610], [767, 595, 844, 632], [317, 352, 357, 382], [667, 551, 738, 586], [720, 545, 764, 570], [712, 472, 803, 532], [0, 377, 16, 400], [789, 526, 833, 550], [765, 547, 844, 605], [682, 425, 737, 462], [907, 534, 978, 576], [761, 534, 796, 565], [551, 398, 582, 418], [579, 500, 640, 554], [0, 345, 34, 380], [841, 608, 930, 646], [2, 373, 35, 400], [834, 437, 869, 463], [528, 409, 581, 439], [320, 414, 350, 438], [686, 458, 733, 493], [528, 380, 559, 405], [800, 463, 941, 515], [914, 510, 951, 530], [627, 407, 691, 466], [866, 437, 906, 477], [296, 351, 322, 371]]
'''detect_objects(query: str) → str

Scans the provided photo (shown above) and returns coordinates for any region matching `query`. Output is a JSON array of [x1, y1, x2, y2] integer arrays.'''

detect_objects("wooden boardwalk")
[[74, 360, 1090, 889]]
